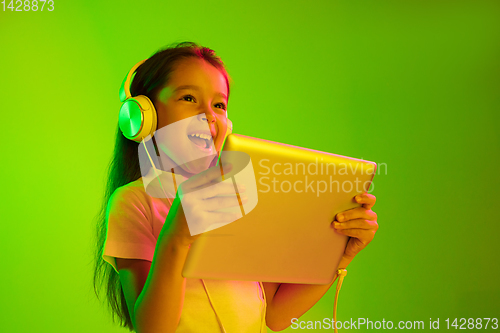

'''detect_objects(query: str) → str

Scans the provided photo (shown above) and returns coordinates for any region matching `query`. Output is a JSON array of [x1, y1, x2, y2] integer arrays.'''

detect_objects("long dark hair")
[[92, 41, 231, 331]]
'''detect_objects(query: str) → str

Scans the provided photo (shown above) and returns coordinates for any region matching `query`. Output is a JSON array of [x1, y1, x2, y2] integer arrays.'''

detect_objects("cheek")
[[216, 116, 227, 131], [214, 117, 228, 150], [155, 101, 182, 130], [157, 112, 183, 131], [155, 106, 168, 131]]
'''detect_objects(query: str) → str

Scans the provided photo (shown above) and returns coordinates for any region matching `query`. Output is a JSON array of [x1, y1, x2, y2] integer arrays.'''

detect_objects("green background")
[[1, 0, 499, 331]]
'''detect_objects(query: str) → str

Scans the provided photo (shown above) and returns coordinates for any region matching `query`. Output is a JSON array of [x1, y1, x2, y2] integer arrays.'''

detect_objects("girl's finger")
[[335, 228, 375, 240], [187, 211, 242, 235], [182, 163, 233, 192], [199, 180, 246, 199], [356, 192, 376, 210], [333, 218, 378, 230], [203, 194, 248, 211], [335, 207, 376, 222]]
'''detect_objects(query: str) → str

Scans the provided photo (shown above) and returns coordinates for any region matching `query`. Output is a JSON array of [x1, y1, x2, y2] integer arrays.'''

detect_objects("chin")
[[180, 155, 217, 175]]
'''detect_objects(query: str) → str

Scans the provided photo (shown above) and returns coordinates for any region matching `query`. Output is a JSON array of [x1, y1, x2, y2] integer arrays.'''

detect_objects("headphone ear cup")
[[119, 95, 158, 142]]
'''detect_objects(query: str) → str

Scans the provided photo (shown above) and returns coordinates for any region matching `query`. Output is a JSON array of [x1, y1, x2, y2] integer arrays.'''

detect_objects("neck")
[[157, 151, 219, 179]]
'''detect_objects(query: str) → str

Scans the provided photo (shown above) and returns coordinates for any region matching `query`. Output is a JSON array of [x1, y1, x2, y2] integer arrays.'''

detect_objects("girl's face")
[[153, 57, 229, 177]]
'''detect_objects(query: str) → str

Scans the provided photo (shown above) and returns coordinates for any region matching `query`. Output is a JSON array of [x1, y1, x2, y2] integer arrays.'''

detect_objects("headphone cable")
[[333, 269, 347, 333], [201, 279, 227, 333], [141, 138, 172, 206]]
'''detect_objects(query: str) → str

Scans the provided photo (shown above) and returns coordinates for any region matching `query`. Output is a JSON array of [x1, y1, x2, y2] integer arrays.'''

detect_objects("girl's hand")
[[332, 192, 378, 263], [164, 163, 247, 246]]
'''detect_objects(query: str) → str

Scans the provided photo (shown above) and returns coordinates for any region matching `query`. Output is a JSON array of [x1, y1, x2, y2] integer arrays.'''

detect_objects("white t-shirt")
[[103, 174, 267, 333]]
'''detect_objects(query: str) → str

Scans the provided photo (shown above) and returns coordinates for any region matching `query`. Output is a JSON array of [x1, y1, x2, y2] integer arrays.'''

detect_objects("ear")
[[226, 119, 233, 137]]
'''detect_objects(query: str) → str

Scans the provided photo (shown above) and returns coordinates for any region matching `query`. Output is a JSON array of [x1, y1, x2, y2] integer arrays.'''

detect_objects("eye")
[[215, 102, 227, 110], [181, 95, 195, 102]]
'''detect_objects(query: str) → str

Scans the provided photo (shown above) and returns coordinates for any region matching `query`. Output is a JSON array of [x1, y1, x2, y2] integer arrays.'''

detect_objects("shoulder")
[[107, 178, 152, 217], [111, 178, 149, 204], [106, 178, 173, 238]]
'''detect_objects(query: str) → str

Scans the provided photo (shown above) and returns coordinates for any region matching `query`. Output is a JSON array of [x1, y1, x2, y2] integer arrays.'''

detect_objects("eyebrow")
[[174, 85, 227, 100]]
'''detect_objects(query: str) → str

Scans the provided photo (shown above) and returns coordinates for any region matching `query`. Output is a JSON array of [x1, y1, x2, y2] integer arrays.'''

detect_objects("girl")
[[93, 41, 379, 333]]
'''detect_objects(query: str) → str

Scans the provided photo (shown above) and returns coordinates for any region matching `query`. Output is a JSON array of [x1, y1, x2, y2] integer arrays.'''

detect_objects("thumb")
[[344, 237, 364, 260]]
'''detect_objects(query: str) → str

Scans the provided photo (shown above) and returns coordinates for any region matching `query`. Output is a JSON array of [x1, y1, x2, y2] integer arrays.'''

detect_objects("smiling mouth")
[[187, 133, 214, 151]]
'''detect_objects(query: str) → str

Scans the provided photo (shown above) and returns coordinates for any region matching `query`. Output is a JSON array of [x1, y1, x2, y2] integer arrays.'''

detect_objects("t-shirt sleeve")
[[102, 185, 156, 273]]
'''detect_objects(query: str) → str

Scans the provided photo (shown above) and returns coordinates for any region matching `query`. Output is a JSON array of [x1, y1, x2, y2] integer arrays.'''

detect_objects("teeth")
[[189, 133, 212, 140]]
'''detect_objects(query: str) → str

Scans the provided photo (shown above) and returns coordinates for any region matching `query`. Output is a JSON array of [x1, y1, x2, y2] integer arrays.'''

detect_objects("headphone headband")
[[119, 59, 147, 103]]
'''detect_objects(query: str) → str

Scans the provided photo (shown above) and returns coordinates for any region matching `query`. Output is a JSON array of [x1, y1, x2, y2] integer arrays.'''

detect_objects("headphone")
[[118, 59, 232, 146]]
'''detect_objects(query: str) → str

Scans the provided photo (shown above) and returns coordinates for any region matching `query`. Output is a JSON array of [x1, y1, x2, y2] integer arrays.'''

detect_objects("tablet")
[[182, 134, 377, 285]]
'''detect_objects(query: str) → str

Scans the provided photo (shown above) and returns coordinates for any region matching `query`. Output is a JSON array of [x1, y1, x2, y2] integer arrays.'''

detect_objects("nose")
[[197, 110, 216, 123]]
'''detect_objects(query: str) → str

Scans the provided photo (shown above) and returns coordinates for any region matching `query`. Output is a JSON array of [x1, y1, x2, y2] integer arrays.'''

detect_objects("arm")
[[134, 234, 192, 333], [265, 257, 352, 331], [115, 190, 199, 333], [115, 164, 242, 333], [116, 235, 185, 332], [117, 226, 191, 333]]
